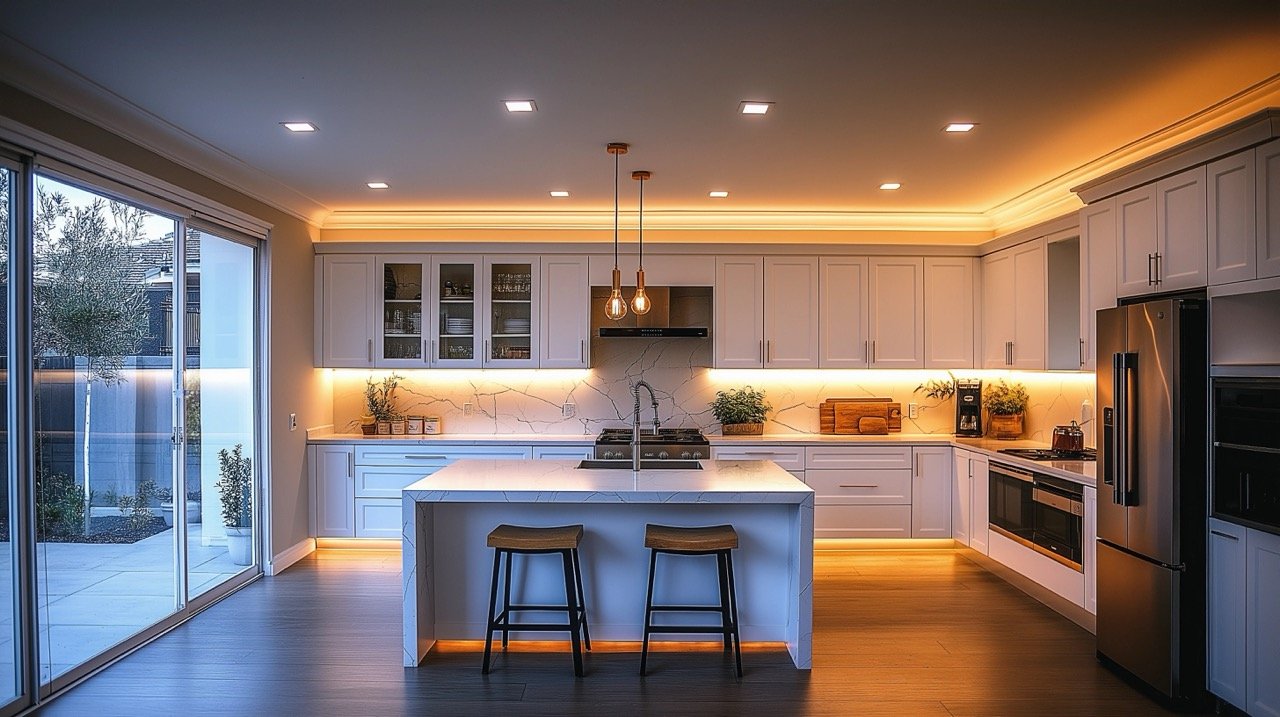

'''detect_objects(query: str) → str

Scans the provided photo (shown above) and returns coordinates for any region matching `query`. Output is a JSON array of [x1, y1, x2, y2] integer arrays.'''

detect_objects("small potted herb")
[[710, 387, 771, 435], [216, 443, 253, 565], [364, 373, 404, 435], [983, 379, 1030, 439]]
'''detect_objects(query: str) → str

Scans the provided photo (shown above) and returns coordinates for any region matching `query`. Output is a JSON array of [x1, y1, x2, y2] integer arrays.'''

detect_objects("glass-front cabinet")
[[377, 257, 427, 366], [424, 255, 539, 368], [431, 258, 479, 367], [484, 256, 539, 368]]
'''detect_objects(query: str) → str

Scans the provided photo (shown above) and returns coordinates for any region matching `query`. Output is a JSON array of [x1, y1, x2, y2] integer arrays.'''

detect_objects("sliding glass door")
[[1, 164, 20, 707]]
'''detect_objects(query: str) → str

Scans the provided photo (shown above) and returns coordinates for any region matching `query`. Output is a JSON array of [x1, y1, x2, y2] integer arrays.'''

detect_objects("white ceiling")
[[1, 1, 1278, 234]]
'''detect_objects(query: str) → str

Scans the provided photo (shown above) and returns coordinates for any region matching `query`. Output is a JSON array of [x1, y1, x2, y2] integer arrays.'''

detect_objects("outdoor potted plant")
[[364, 373, 403, 435], [216, 443, 253, 565], [983, 379, 1030, 439], [155, 483, 201, 527], [711, 386, 771, 435]]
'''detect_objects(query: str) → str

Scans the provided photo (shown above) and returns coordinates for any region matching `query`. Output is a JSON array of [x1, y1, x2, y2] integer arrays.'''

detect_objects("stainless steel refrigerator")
[[1096, 297, 1207, 706]]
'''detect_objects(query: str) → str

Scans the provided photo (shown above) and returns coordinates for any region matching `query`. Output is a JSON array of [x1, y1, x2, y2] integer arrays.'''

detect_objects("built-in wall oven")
[[1212, 377, 1280, 532], [989, 462, 1085, 570]]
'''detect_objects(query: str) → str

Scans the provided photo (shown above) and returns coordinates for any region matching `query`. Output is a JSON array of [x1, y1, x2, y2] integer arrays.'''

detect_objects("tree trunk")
[[82, 375, 92, 533]]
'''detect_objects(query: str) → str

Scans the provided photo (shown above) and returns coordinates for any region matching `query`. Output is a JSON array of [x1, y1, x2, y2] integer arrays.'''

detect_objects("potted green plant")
[[216, 443, 253, 565], [364, 373, 404, 435], [711, 387, 771, 435], [983, 379, 1030, 439], [156, 482, 202, 527]]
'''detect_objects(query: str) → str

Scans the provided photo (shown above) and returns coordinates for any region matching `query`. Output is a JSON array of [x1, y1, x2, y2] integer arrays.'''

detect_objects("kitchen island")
[[402, 459, 815, 669]]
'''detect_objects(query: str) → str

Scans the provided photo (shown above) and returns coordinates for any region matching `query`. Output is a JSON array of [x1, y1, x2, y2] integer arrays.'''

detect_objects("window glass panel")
[[0, 166, 19, 701]]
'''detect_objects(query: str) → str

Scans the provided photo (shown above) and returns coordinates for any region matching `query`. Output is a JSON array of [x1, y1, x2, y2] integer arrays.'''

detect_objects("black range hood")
[[591, 285, 710, 338]]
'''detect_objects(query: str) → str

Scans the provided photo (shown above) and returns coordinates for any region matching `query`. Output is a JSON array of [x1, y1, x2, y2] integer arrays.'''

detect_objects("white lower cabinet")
[[310, 444, 356, 537], [1083, 486, 1097, 615], [804, 445, 913, 538], [953, 449, 988, 548], [532, 444, 593, 460], [1247, 526, 1280, 716], [911, 447, 952, 538], [969, 451, 989, 555], [1207, 518, 1280, 717], [712, 444, 805, 481]]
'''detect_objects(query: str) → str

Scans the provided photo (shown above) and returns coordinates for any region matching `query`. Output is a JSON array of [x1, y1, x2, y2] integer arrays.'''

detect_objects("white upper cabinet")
[[764, 256, 819, 368], [923, 257, 975, 369], [714, 256, 765, 368], [539, 255, 590, 368], [376, 255, 429, 368], [1115, 184, 1158, 297], [819, 257, 869, 368], [981, 240, 1045, 369], [317, 254, 376, 367], [1154, 165, 1208, 291], [1258, 137, 1280, 279], [1207, 150, 1257, 285], [867, 257, 925, 368], [1080, 201, 1117, 371], [482, 256, 539, 368]]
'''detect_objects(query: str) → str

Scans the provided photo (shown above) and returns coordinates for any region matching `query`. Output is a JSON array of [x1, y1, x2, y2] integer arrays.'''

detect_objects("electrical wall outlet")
[[908, 403, 919, 419], [289, 413, 297, 431], [562, 402, 576, 418], [463, 402, 473, 415]]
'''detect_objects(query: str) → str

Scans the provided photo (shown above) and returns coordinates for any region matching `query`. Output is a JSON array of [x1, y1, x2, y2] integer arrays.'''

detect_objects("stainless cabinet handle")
[[758, 339, 764, 363], [1154, 252, 1162, 285], [484, 339, 489, 363], [1147, 253, 1156, 286], [580, 339, 585, 363], [403, 454, 447, 460], [864, 340, 870, 364], [871, 340, 877, 364], [839, 484, 878, 489], [915, 452, 921, 476], [347, 451, 354, 478], [1079, 338, 1086, 367], [367, 338, 373, 363], [1210, 529, 1239, 541], [424, 340, 430, 364], [767, 340, 772, 363]]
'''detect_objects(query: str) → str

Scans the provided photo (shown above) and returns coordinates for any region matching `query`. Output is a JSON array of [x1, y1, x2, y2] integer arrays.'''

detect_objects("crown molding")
[[0, 34, 328, 227]]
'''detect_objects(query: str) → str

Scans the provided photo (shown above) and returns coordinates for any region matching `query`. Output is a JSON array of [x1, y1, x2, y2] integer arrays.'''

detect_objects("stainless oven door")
[[1032, 480, 1084, 569], [989, 463, 1035, 542]]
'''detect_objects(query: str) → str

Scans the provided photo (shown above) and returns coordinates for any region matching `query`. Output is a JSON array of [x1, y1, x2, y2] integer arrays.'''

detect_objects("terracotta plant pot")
[[722, 422, 764, 436], [988, 413, 1024, 440]]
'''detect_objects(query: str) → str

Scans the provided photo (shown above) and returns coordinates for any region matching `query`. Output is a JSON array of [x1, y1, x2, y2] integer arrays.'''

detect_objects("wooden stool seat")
[[644, 523, 738, 552], [487, 524, 584, 550]]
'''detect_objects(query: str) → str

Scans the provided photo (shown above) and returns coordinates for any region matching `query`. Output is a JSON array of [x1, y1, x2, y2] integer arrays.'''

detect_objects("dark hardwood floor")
[[32, 548, 1207, 716]]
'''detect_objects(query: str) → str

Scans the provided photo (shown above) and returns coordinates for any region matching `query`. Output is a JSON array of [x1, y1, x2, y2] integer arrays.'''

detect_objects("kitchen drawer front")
[[711, 445, 805, 472], [354, 444, 533, 466], [355, 466, 442, 498], [532, 445, 593, 460], [806, 468, 911, 505], [805, 446, 913, 470], [354, 498, 401, 539], [814, 504, 912, 538]]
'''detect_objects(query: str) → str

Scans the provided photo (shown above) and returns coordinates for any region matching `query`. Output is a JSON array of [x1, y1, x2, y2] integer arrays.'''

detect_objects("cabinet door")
[[540, 255, 590, 368], [431, 257, 481, 367], [868, 257, 924, 368], [952, 451, 972, 546], [318, 255, 376, 367], [532, 445, 592, 460], [764, 256, 819, 368], [1208, 519, 1247, 711], [1084, 486, 1097, 615], [1155, 166, 1208, 291], [714, 256, 765, 368], [818, 257, 869, 368], [924, 258, 975, 368], [970, 452, 989, 555], [981, 249, 1015, 368], [1080, 201, 1118, 371], [484, 256, 539, 367], [1011, 241, 1046, 370], [376, 255, 428, 368], [1247, 527, 1280, 717], [1207, 151, 1257, 285], [1257, 138, 1280, 279], [310, 445, 355, 537], [1116, 184, 1158, 297], [911, 447, 952, 538]]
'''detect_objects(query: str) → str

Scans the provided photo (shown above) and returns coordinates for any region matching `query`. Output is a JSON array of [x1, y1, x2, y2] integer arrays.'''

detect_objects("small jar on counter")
[[424, 416, 441, 435], [406, 415, 424, 435]]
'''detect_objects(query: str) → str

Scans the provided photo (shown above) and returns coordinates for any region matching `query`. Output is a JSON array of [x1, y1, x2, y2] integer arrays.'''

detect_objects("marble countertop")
[[403, 459, 814, 504], [310, 431, 595, 444]]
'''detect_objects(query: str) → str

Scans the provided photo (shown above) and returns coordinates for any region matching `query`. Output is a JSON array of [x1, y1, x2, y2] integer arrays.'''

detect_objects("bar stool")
[[639, 523, 742, 677], [482, 524, 591, 677]]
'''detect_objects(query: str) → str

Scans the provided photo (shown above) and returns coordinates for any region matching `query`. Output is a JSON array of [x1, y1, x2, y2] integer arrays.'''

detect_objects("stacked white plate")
[[503, 318, 531, 334], [445, 318, 473, 335]]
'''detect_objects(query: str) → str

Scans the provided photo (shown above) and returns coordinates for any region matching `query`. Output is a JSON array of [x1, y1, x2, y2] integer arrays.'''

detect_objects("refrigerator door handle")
[[1113, 351, 1137, 506]]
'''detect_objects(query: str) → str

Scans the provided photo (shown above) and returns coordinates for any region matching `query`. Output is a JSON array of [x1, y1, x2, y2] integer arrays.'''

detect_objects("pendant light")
[[604, 142, 630, 321], [630, 169, 652, 315]]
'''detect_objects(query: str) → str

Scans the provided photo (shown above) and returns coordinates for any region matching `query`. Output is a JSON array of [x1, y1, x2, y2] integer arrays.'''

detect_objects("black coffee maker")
[[955, 379, 983, 437]]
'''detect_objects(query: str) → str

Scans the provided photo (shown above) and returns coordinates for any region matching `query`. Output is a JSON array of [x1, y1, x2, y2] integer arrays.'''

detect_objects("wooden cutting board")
[[821, 398, 902, 433], [834, 402, 889, 434]]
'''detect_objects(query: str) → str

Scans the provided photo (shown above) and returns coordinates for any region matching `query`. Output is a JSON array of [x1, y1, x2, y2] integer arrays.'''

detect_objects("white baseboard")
[[266, 537, 316, 576]]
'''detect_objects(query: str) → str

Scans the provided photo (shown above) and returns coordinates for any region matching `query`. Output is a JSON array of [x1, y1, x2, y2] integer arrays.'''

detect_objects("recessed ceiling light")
[[879, 182, 902, 190], [367, 182, 389, 189], [281, 121, 317, 132], [944, 122, 976, 133], [738, 101, 773, 115], [549, 190, 570, 197], [709, 190, 729, 198], [505, 100, 537, 112]]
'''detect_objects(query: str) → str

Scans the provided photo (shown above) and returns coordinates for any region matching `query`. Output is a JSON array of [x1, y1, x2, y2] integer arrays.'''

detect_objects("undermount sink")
[[576, 459, 703, 471]]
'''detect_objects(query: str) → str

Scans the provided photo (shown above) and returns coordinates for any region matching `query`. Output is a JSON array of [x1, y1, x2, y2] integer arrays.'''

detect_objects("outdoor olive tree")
[[33, 187, 149, 531]]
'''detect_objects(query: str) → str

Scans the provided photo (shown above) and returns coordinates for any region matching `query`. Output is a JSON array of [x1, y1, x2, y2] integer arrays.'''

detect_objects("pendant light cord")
[[637, 175, 644, 270], [613, 150, 619, 267]]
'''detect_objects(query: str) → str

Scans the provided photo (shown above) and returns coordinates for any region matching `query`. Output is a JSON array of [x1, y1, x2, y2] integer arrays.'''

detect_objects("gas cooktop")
[[997, 447, 1097, 462], [596, 428, 709, 445]]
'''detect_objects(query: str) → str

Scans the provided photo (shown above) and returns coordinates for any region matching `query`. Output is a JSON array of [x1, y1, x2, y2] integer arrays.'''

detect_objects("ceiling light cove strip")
[[321, 209, 993, 232]]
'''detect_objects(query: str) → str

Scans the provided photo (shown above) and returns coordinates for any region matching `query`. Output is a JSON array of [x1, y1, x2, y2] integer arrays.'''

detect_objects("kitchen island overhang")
[[402, 459, 815, 669]]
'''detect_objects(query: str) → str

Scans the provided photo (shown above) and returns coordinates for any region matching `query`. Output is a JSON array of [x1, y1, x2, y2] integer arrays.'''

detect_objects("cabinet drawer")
[[533, 445, 593, 460], [711, 445, 805, 472], [354, 444, 533, 466], [806, 469, 911, 505], [354, 498, 401, 539], [814, 504, 912, 538], [355, 466, 441, 498], [805, 446, 912, 470]]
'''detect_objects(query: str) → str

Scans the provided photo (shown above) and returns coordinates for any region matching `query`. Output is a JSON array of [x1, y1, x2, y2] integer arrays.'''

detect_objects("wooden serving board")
[[834, 402, 889, 434], [820, 398, 901, 433]]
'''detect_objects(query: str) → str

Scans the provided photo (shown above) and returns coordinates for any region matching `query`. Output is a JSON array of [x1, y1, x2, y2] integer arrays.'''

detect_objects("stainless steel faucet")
[[631, 380, 661, 471]]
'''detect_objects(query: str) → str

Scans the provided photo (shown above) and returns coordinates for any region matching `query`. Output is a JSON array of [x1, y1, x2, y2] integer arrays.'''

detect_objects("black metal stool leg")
[[716, 551, 731, 652], [571, 547, 591, 650], [501, 548, 513, 649], [640, 548, 658, 676], [482, 549, 502, 674], [560, 549, 584, 677], [725, 550, 742, 678]]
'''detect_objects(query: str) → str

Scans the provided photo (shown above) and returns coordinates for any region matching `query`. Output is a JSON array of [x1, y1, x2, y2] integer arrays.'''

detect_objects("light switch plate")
[[289, 413, 297, 431], [464, 402, 473, 415], [562, 402, 576, 418], [908, 403, 919, 419]]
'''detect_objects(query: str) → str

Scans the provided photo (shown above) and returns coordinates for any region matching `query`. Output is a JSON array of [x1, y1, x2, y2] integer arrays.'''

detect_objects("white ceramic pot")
[[225, 526, 253, 566]]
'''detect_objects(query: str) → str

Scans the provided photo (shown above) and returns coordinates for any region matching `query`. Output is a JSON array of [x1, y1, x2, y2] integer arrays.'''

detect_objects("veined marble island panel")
[[402, 459, 815, 669]]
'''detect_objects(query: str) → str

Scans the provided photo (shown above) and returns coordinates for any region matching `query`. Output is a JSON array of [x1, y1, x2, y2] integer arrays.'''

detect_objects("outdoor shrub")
[[36, 468, 85, 537]]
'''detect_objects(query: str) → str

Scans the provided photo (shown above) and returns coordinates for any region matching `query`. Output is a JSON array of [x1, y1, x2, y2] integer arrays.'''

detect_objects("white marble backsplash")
[[333, 338, 1097, 443]]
